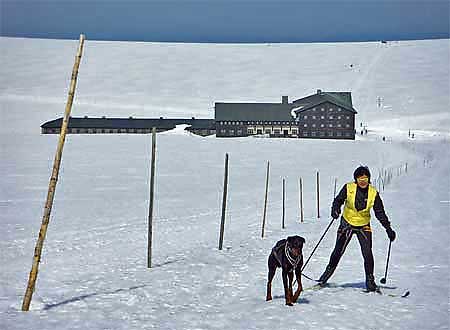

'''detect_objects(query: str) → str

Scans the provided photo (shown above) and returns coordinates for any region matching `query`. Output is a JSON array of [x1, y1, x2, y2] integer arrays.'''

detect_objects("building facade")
[[214, 90, 357, 139]]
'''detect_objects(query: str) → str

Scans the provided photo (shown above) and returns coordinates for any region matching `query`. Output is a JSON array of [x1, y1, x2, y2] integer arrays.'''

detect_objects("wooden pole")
[[316, 171, 320, 219], [299, 177, 304, 223], [148, 127, 157, 268], [261, 161, 270, 238], [282, 178, 285, 229], [218, 153, 229, 250], [22, 34, 85, 312]]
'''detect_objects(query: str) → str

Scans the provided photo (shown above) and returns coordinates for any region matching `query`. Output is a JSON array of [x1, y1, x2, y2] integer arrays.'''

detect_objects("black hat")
[[353, 166, 371, 182]]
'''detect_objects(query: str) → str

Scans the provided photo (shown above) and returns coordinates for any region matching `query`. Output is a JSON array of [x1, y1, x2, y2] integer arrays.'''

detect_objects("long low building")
[[41, 117, 216, 136]]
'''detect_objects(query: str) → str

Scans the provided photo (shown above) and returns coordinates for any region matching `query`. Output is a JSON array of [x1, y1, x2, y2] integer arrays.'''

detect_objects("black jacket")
[[332, 184, 391, 229]]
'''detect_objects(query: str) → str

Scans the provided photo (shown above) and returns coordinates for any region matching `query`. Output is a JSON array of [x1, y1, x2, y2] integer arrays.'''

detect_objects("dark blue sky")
[[1, 0, 449, 43]]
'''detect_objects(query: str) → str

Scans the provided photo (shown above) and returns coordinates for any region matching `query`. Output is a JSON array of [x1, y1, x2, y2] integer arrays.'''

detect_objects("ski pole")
[[302, 217, 336, 273], [380, 240, 392, 284]]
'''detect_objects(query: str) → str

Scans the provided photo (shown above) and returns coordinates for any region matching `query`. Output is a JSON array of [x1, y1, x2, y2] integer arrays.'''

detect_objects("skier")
[[318, 166, 396, 291]]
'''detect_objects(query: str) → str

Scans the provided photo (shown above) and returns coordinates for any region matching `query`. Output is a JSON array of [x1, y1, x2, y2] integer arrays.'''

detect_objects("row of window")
[[308, 107, 343, 112], [44, 128, 216, 135], [303, 123, 351, 128], [301, 131, 352, 137], [302, 115, 350, 120], [219, 121, 295, 126]]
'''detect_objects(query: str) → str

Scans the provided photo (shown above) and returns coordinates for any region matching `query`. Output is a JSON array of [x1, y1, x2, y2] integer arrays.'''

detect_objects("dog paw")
[[266, 296, 272, 301], [285, 302, 294, 306]]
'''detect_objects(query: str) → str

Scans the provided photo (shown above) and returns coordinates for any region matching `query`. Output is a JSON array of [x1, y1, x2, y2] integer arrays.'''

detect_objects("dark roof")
[[41, 117, 215, 130], [215, 103, 294, 121], [292, 91, 357, 114]]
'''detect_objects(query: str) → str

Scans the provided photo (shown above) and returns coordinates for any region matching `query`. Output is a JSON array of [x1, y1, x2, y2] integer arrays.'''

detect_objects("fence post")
[[333, 178, 338, 198], [261, 161, 270, 238], [147, 127, 157, 268], [282, 178, 285, 229], [299, 177, 304, 223], [22, 34, 86, 311], [316, 171, 320, 219], [218, 153, 229, 250]]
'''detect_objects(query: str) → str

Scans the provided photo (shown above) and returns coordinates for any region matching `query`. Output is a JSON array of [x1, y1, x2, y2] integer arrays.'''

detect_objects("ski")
[[304, 283, 410, 298]]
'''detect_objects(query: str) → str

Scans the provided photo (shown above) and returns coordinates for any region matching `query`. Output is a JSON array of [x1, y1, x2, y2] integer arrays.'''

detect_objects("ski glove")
[[386, 227, 396, 242], [331, 208, 340, 219]]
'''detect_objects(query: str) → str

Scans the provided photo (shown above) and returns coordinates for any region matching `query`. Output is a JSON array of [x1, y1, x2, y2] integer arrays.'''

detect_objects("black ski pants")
[[326, 218, 374, 277]]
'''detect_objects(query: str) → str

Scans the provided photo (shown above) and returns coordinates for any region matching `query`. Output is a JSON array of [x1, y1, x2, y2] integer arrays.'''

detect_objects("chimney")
[[282, 95, 288, 104], [317, 89, 322, 95]]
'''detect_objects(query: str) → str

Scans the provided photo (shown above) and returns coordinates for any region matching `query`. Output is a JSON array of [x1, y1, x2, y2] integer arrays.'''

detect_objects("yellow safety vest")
[[343, 182, 377, 226]]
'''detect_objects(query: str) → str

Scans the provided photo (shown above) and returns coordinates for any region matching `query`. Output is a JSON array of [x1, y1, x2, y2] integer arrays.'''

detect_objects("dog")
[[266, 235, 305, 306]]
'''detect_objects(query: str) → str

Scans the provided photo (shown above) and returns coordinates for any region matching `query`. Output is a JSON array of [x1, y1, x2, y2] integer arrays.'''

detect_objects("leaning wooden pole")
[[22, 34, 85, 311], [148, 127, 157, 268], [261, 161, 270, 238], [218, 153, 229, 250]]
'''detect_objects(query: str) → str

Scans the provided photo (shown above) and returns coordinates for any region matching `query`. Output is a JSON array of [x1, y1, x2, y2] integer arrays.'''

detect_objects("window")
[[338, 108, 342, 112], [221, 129, 226, 134], [292, 129, 298, 135], [303, 124, 308, 127], [345, 132, 351, 137], [312, 108, 316, 112], [329, 124, 333, 127], [337, 132, 342, 137], [321, 124, 325, 127], [346, 124, 350, 128], [303, 131, 308, 137], [265, 129, 271, 134], [304, 115, 308, 119], [312, 115, 316, 119], [338, 116, 342, 120], [311, 131, 317, 137], [247, 128, 254, 134], [312, 124, 316, 128], [328, 131, 333, 137], [320, 131, 325, 137], [329, 108, 334, 112], [321, 108, 325, 112], [346, 116, 350, 119], [337, 124, 342, 127], [329, 116, 334, 119], [321, 115, 325, 119], [257, 129, 263, 134], [274, 129, 280, 134]]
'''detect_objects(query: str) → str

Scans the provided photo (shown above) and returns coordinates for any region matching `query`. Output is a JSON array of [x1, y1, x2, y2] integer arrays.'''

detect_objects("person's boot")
[[318, 265, 335, 286], [365, 274, 378, 292]]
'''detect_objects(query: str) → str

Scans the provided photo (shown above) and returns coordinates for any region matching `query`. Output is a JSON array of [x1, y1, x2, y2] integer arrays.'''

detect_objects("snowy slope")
[[0, 37, 449, 330]]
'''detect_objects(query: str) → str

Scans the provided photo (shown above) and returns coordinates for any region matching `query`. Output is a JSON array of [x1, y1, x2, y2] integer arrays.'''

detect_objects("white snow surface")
[[1, 37, 449, 330]]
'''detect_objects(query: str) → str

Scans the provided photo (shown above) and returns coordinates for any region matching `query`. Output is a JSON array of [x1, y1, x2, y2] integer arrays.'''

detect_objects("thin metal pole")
[[261, 161, 270, 238], [22, 34, 85, 311], [302, 218, 336, 272], [218, 153, 229, 250], [148, 127, 157, 268]]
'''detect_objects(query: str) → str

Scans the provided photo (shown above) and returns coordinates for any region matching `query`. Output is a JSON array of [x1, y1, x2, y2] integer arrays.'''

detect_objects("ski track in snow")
[[0, 37, 449, 330]]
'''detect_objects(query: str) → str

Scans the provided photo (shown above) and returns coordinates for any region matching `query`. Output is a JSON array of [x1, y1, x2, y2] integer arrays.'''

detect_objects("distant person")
[[318, 166, 396, 291]]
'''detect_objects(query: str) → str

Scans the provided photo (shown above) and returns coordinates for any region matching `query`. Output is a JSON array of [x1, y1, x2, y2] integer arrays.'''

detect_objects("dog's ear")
[[287, 236, 294, 244], [299, 236, 306, 244]]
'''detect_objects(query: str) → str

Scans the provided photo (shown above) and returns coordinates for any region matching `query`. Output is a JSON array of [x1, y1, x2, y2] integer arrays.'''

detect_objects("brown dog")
[[266, 235, 305, 306]]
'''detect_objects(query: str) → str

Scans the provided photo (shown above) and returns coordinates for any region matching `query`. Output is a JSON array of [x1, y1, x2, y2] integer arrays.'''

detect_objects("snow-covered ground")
[[1, 37, 449, 330]]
